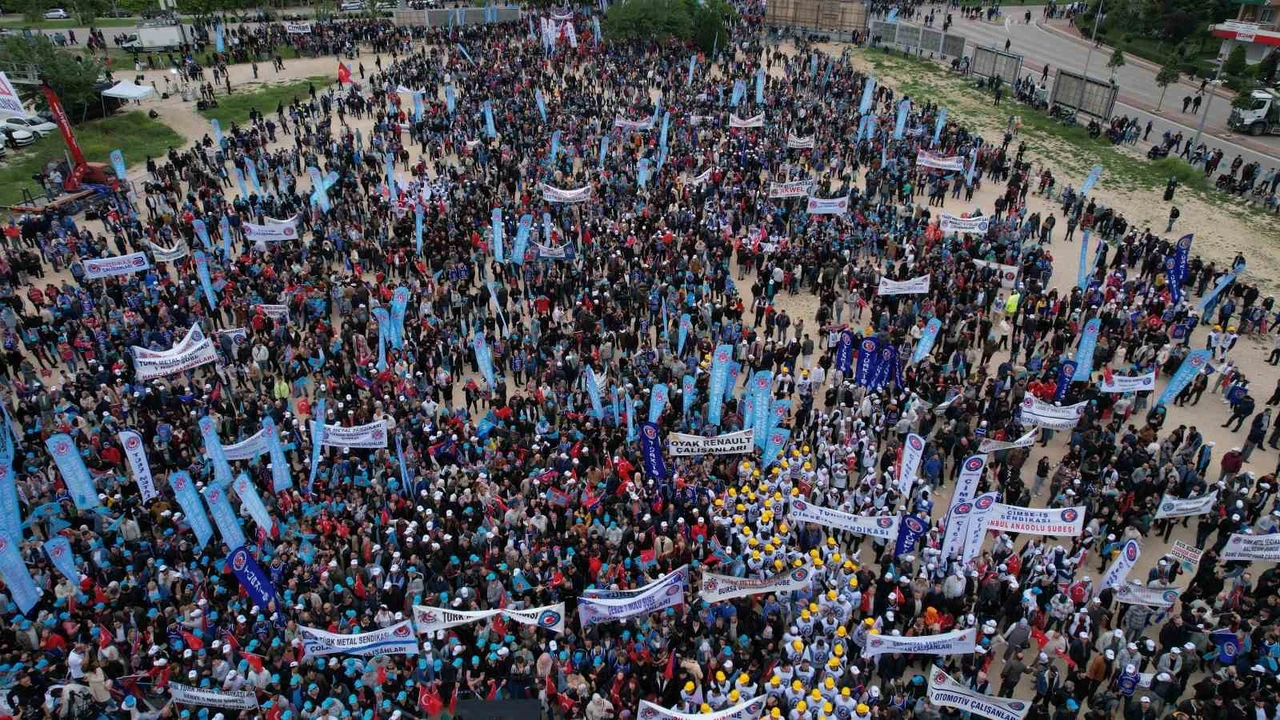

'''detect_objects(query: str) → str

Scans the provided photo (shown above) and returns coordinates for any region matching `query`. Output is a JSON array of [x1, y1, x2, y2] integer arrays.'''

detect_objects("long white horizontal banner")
[[1100, 371, 1156, 393], [413, 603, 567, 635], [1019, 396, 1087, 430], [319, 420, 388, 449], [789, 499, 900, 540], [806, 195, 849, 215], [222, 429, 269, 461], [169, 683, 259, 710], [878, 275, 931, 295], [972, 259, 1018, 288], [1221, 532, 1280, 561], [768, 179, 814, 198], [243, 221, 299, 242], [577, 567, 687, 626], [284, 21, 311, 34], [84, 252, 150, 280], [615, 116, 656, 131], [940, 213, 990, 234], [637, 696, 768, 720], [146, 240, 189, 263], [299, 620, 419, 657], [982, 504, 1086, 537], [700, 565, 814, 603], [133, 340, 217, 380], [1114, 583, 1182, 608], [863, 627, 976, 659], [729, 113, 764, 129], [667, 430, 754, 456], [927, 669, 1031, 720], [133, 323, 202, 359], [916, 151, 967, 172], [539, 183, 592, 204], [978, 428, 1038, 453], [786, 133, 815, 149], [1154, 492, 1217, 519]]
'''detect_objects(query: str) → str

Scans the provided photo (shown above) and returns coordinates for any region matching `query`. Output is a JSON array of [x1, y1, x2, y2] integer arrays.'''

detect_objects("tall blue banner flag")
[[46, 434, 98, 510], [169, 471, 214, 549], [228, 545, 279, 609]]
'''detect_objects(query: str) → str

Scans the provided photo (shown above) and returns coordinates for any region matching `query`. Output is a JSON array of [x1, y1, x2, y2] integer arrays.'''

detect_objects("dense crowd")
[[0, 7, 1278, 720]]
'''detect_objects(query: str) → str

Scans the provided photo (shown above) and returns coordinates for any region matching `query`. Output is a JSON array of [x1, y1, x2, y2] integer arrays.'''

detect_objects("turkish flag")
[[98, 624, 114, 650], [1031, 628, 1049, 649], [419, 686, 443, 716], [448, 684, 459, 716], [180, 630, 204, 651], [338, 63, 352, 85]]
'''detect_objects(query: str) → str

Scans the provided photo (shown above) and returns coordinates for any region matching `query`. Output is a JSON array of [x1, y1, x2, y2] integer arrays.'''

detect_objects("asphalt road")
[[953, 7, 1280, 173]]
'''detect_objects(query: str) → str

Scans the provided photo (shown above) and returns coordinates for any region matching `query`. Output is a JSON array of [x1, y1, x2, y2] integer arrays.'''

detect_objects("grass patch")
[[198, 76, 331, 127], [0, 111, 182, 207], [0, 17, 138, 28]]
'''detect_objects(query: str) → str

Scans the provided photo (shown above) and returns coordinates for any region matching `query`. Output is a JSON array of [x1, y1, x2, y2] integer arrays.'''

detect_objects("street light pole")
[[1189, 56, 1224, 162], [1075, 0, 1104, 115]]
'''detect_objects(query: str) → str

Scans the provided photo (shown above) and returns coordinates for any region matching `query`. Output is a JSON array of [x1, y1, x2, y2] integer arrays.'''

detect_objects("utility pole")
[[1075, 0, 1105, 115], [1189, 55, 1224, 162]]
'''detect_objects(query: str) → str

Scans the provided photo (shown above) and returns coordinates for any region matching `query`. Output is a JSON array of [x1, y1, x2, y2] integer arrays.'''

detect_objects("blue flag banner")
[[625, 392, 637, 442], [109, 149, 126, 180], [246, 161, 262, 195], [262, 417, 292, 493], [763, 428, 791, 470], [855, 336, 881, 387], [859, 77, 877, 114], [755, 67, 766, 104], [913, 318, 942, 363], [445, 84, 456, 114], [637, 158, 653, 190], [593, 16, 601, 44], [483, 101, 496, 137], [730, 79, 745, 107], [682, 374, 696, 418], [210, 118, 223, 148], [228, 546, 278, 609], [169, 471, 214, 549], [659, 112, 671, 154], [199, 416, 233, 487], [768, 399, 791, 438], [725, 362, 742, 402], [886, 8, 898, 22], [1211, 629, 1240, 664], [43, 536, 79, 585], [650, 384, 669, 424], [1077, 230, 1092, 290], [194, 251, 217, 310], [895, 514, 928, 556], [218, 215, 232, 257], [0, 464, 20, 542], [893, 99, 911, 140], [599, 134, 609, 170], [383, 152, 395, 194], [46, 434, 97, 510], [1197, 267, 1242, 313], [214, 23, 224, 52], [308, 398, 326, 494], [513, 214, 533, 265], [395, 433, 412, 494], [372, 307, 389, 372], [535, 89, 547, 122], [1080, 165, 1103, 196], [872, 345, 900, 389], [414, 203, 424, 255], [0, 533, 40, 615], [1158, 349, 1211, 406], [232, 166, 248, 198], [473, 333, 496, 387], [686, 55, 697, 87], [1073, 319, 1101, 381], [203, 483, 247, 549], [743, 395, 755, 432], [1055, 360, 1078, 402], [550, 130, 562, 163], [491, 208, 505, 263], [678, 314, 692, 356], [751, 371, 774, 449], [835, 329, 855, 373], [932, 108, 947, 146], [1169, 233, 1193, 304], [413, 91, 423, 121], [708, 345, 733, 426], [232, 472, 273, 536], [585, 366, 605, 418], [639, 422, 668, 480], [390, 287, 410, 349]]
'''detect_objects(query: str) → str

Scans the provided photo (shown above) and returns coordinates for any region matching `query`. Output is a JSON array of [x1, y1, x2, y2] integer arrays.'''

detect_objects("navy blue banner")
[[895, 514, 928, 556], [640, 422, 668, 480], [836, 329, 855, 373], [1055, 360, 1078, 402], [855, 336, 881, 387], [228, 545, 278, 609]]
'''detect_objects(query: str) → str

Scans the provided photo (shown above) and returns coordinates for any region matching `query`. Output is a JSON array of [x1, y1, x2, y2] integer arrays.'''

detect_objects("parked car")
[[339, 0, 364, 10], [43, 8, 69, 19], [0, 115, 57, 138], [1, 127, 36, 148]]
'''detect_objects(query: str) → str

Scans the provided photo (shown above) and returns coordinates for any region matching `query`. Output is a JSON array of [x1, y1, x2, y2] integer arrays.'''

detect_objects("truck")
[[120, 24, 187, 52], [1229, 89, 1280, 136]]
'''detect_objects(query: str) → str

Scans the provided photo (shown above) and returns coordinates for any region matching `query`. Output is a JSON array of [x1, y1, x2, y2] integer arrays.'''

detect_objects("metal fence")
[[1049, 69, 1119, 120], [970, 45, 1023, 85], [869, 20, 966, 58], [765, 0, 869, 41]]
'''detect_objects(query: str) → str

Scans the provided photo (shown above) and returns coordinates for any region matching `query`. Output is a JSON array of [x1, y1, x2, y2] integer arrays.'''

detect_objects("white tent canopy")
[[101, 81, 154, 101]]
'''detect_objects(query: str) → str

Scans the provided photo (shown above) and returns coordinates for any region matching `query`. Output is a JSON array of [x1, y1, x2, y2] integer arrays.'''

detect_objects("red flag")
[[98, 624, 114, 650], [180, 630, 204, 651], [485, 680, 499, 701], [663, 651, 676, 680], [354, 574, 366, 599], [420, 686, 443, 717], [338, 63, 352, 85], [1031, 628, 1049, 649], [243, 652, 264, 673], [448, 684, 459, 716]]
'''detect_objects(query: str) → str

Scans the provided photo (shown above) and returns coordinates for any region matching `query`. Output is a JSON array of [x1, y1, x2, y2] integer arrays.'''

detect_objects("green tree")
[[17, 0, 49, 24], [1232, 86, 1258, 110], [1154, 55, 1179, 111], [0, 35, 105, 119], [1222, 44, 1248, 80], [1107, 48, 1125, 79], [1258, 50, 1278, 86], [603, 0, 733, 51], [71, 0, 108, 26]]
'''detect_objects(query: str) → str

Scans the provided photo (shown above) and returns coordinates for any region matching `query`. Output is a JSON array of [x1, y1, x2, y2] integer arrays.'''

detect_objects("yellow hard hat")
[[802, 445, 811, 453], [714, 498, 725, 507], [752, 550, 761, 560], [729, 690, 740, 702], [831, 553, 841, 564], [771, 676, 782, 687], [764, 543, 775, 553], [869, 628, 880, 636], [748, 538, 760, 548], [752, 470, 761, 477], [827, 657, 839, 668], [701, 705, 712, 714], [857, 705, 870, 715], [825, 678, 835, 689], [779, 523, 789, 533], [833, 645, 844, 657], [716, 671, 726, 682], [824, 703, 834, 714], [797, 701, 808, 713], [801, 609, 811, 620], [771, 710, 782, 719], [685, 682, 695, 692], [811, 689, 823, 700], [792, 641, 804, 652], [803, 462, 812, 470], [793, 680, 804, 691], [864, 618, 875, 626], [774, 560, 784, 570], [849, 578, 858, 588], [842, 688, 852, 697], [739, 674, 750, 685], [827, 536, 837, 546], [837, 626, 848, 637]]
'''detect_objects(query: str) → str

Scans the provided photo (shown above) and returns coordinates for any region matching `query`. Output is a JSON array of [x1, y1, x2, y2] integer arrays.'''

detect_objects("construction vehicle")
[[38, 80, 115, 191], [1228, 89, 1280, 136]]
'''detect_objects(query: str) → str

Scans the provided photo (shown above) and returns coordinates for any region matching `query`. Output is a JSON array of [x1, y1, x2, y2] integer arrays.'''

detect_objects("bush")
[[604, 0, 734, 51]]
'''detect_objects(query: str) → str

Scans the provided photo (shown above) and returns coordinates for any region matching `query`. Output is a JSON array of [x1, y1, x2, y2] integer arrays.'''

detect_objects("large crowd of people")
[[0, 6, 1278, 720]]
